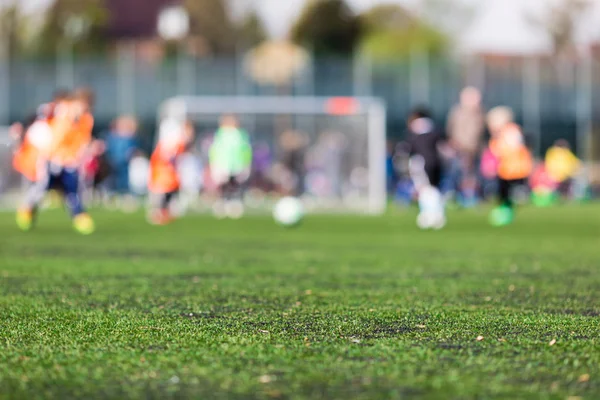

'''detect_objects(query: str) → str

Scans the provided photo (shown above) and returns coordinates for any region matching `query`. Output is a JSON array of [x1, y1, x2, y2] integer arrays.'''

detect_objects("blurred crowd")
[[80, 117, 359, 212], [386, 87, 588, 208]]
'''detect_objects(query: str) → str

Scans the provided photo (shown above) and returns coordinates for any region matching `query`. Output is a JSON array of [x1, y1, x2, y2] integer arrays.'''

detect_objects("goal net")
[[158, 96, 387, 215]]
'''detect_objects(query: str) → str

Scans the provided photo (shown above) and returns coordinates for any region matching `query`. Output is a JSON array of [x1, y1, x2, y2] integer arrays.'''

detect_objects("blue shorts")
[[23, 164, 86, 217]]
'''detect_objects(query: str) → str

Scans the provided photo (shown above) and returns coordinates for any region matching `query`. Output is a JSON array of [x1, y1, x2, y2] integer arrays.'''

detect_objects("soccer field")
[[0, 206, 599, 399]]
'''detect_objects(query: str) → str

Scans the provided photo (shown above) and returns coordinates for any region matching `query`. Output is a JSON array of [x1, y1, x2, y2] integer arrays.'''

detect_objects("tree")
[[34, 0, 109, 56], [538, 0, 592, 54], [291, 0, 362, 56], [525, 0, 592, 55], [184, 0, 237, 55], [360, 4, 414, 32], [0, 3, 27, 57], [359, 4, 448, 59], [236, 12, 268, 50]]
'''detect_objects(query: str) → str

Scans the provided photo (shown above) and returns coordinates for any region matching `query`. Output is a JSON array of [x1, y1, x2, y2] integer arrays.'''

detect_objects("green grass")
[[0, 205, 599, 399]]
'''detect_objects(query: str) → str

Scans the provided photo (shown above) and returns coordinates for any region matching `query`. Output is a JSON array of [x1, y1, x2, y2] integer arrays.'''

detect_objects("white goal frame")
[[158, 96, 387, 215]]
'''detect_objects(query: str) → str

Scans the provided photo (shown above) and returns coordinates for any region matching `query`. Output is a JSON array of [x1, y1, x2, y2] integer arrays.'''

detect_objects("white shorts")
[[210, 167, 249, 186]]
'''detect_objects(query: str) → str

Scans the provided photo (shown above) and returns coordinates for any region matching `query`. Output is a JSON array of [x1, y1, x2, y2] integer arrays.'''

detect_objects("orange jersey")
[[13, 121, 53, 182], [48, 101, 94, 167], [489, 123, 533, 180], [13, 136, 40, 182], [148, 141, 186, 194]]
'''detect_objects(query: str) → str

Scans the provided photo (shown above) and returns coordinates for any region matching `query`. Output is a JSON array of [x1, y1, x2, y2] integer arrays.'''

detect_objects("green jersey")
[[209, 127, 252, 174]]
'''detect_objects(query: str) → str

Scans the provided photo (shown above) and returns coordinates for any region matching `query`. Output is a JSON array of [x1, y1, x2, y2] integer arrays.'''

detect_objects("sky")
[[3, 0, 600, 53], [229, 0, 424, 37], [0, 0, 52, 14], [234, 0, 600, 53]]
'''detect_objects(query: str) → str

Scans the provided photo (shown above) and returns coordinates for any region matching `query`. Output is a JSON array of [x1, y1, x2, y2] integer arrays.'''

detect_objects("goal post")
[[158, 96, 387, 215], [0, 126, 22, 209]]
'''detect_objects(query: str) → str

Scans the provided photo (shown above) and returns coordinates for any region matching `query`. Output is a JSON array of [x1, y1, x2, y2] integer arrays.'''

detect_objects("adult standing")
[[446, 87, 485, 202]]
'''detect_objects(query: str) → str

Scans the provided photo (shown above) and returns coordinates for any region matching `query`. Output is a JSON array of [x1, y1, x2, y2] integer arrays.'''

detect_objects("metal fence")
[[0, 50, 598, 158]]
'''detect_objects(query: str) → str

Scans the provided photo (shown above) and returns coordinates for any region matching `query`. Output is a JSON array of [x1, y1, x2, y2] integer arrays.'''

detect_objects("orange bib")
[[148, 142, 185, 194], [48, 101, 93, 167], [13, 137, 40, 182], [490, 124, 532, 180]]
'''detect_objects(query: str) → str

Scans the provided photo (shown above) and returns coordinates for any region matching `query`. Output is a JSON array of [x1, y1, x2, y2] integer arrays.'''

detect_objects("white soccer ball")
[[417, 212, 446, 230], [273, 197, 304, 227]]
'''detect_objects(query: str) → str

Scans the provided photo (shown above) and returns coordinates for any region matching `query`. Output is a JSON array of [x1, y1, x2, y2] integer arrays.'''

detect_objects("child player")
[[148, 119, 194, 225], [12, 90, 70, 188], [15, 88, 96, 234], [545, 139, 580, 198], [486, 106, 533, 226], [404, 107, 448, 229], [209, 115, 252, 219]]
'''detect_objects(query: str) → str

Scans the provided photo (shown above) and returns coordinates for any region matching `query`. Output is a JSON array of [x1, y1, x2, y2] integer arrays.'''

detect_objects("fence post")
[[466, 55, 485, 92], [0, 36, 9, 124], [236, 44, 246, 96], [177, 41, 195, 96], [56, 41, 74, 90], [291, 48, 314, 97], [522, 57, 541, 157], [353, 51, 372, 97], [117, 41, 136, 116], [410, 45, 429, 106], [308, 51, 316, 96], [576, 52, 593, 163]]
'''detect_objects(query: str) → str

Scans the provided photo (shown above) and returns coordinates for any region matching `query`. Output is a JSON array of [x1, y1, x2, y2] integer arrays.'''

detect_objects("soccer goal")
[[158, 96, 387, 215]]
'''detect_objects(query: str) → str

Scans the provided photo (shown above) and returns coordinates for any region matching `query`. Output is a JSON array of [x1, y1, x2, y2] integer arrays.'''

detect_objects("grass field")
[[0, 205, 599, 399]]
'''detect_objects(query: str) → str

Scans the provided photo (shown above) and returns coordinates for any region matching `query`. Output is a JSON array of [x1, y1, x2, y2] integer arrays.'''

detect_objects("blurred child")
[[486, 107, 533, 226], [12, 90, 70, 186], [404, 107, 449, 229], [81, 139, 110, 204], [250, 141, 274, 193], [479, 146, 499, 200], [209, 115, 252, 219], [16, 88, 96, 234], [458, 174, 479, 208], [104, 116, 140, 197], [530, 163, 558, 207], [148, 119, 194, 225], [279, 130, 307, 196], [12, 121, 51, 186], [545, 139, 580, 198]]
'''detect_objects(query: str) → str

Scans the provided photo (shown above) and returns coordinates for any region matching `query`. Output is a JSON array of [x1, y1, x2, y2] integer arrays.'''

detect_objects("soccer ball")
[[417, 211, 446, 230], [273, 197, 304, 227]]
